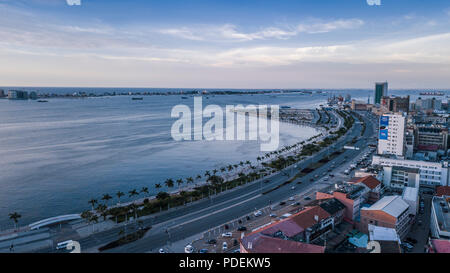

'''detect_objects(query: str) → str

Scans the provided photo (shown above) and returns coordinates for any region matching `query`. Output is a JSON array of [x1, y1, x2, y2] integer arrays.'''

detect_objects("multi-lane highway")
[[40, 110, 377, 253]]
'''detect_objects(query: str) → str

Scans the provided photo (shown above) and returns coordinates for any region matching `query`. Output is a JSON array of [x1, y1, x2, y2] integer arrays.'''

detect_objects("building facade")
[[375, 82, 388, 104], [373, 155, 450, 187], [378, 113, 406, 157]]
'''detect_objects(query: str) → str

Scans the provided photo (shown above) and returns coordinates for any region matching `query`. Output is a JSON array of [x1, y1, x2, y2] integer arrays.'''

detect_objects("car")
[[270, 214, 277, 218], [289, 197, 295, 201], [222, 232, 232, 237], [254, 210, 262, 217], [304, 196, 311, 200], [329, 174, 335, 177], [297, 181, 302, 184], [185, 245, 194, 253], [232, 249, 240, 253], [237, 226, 247, 231], [198, 249, 208, 253], [292, 202, 301, 206], [222, 242, 228, 251], [291, 186, 296, 190], [324, 177, 329, 181], [279, 201, 286, 206], [158, 248, 165, 253], [402, 242, 414, 250], [207, 239, 217, 245]]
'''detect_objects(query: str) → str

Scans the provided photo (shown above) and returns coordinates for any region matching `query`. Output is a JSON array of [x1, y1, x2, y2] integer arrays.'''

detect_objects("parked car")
[[279, 201, 286, 206], [232, 249, 240, 253], [207, 239, 217, 245], [185, 245, 194, 253], [222, 232, 232, 238], [304, 196, 311, 200], [159, 248, 165, 253], [291, 186, 296, 190], [222, 242, 228, 251], [254, 210, 262, 217], [270, 213, 277, 218], [237, 226, 247, 231], [198, 249, 208, 253], [289, 197, 295, 201]]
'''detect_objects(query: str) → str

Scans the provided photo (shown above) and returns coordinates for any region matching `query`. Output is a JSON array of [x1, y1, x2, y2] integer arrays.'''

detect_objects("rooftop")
[[402, 187, 419, 202], [335, 184, 367, 200], [241, 233, 325, 253], [368, 224, 400, 242], [436, 186, 450, 197], [391, 166, 419, 174], [349, 175, 381, 190], [307, 198, 346, 216], [432, 196, 450, 233], [362, 195, 409, 218], [431, 239, 450, 253]]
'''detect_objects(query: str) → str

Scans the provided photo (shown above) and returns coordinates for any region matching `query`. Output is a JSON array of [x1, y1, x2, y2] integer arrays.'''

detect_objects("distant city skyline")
[[1, 0, 450, 88]]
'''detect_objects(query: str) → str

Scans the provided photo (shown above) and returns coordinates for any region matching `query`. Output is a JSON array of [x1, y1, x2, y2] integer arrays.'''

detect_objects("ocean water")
[[0, 88, 448, 229]]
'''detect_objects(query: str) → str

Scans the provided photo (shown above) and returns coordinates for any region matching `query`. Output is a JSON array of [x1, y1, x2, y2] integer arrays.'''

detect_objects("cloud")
[[158, 19, 364, 42]]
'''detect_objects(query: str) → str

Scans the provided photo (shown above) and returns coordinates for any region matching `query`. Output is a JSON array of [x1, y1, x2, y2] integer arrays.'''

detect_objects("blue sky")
[[1, 0, 450, 88]]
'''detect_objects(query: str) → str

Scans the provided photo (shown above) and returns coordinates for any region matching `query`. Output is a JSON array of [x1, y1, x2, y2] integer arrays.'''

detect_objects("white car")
[[291, 186, 295, 190], [222, 242, 228, 251], [289, 197, 295, 201], [222, 232, 232, 238], [254, 210, 262, 217], [159, 248, 165, 253], [184, 245, 194, 253]]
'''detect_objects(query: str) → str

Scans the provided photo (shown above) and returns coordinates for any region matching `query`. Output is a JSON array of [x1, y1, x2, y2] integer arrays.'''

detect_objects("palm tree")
[[129, 189, 139, 198], [212, 169, 218, 175], [186, 177, 194, 184], [140, 187, 149, 197], [245, 160, 251, 165], [116, 191, 125, 205], [204, 170, 211, 177], [176, 178, 184, 188], [101, 194, 112, 207], [96, 204, 108, 221], [9, 212, 21, 231], [88, 199, 98, 211], [227, 165, 233, 171], [155, 183, 162, 190], [196, 174, 202, 180], [220, 167, 226, 173], [165, 179, 174, 188]]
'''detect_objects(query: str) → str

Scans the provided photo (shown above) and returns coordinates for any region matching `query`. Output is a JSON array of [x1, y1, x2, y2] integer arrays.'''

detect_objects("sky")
[[1, 0, 450, 89]]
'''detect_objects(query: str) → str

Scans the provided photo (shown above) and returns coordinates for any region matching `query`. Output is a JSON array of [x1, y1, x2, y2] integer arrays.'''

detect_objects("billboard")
[[379, 116, 389, 140]]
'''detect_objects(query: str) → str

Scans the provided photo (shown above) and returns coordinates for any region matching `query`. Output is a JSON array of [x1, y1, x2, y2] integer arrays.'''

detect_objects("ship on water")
[[419, 91, 444, 96]]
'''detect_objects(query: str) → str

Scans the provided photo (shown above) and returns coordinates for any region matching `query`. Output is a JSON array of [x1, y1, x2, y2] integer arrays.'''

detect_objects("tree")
[[196, 174, 202, 180], [186, 177, 194, 184], [204, 170, 211, 177], [116, 191, 125, 205], [155, 183, 162, 190], [165, 179, 174, 188], [207, 175, 224, 186], [88, 199, 98, 211], [140, 187, 149, 196], [129, 189, 139, 198], [101, 194, 112, 207], [156, 192, 170, 200], [176, 178, 184, 188], [9, 212, 21, 231]]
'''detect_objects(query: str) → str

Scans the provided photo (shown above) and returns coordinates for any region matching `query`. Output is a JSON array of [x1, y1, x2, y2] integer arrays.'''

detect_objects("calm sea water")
[[0, 88, 448, 228]]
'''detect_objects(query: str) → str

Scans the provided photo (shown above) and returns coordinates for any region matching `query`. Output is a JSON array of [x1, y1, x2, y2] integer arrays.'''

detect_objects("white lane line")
[[168, 194, 262, 229]]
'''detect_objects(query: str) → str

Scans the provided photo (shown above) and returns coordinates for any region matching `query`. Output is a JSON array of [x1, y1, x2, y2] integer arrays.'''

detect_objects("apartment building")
[[360, 195, 410, 239], [430, 195, 450, 239], [378, 113, 406, 157], [373, 155, 450, 187]]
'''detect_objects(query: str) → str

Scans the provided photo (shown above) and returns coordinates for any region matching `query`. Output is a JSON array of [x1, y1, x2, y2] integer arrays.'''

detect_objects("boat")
[[37, 100, 48, 102], [132, 97, 143, 100], [181, 96, 188, 99], [419, 92, 444, 96]]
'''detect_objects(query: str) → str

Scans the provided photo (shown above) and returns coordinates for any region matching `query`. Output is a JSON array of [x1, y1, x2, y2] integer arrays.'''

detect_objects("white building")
[[373, 155, 450, 187], [382, 166, 420, 191], [430, 195, 450, 239], [402, 187, 419, 216], [378, 113, 406, 157]]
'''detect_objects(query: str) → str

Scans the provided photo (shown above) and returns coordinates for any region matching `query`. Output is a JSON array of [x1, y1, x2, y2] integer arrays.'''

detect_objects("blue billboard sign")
[[379, 129, 388, 140], [380, 116, 389, 127]]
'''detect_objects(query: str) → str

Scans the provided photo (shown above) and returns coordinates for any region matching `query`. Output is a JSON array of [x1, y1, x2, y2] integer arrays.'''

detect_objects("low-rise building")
[[317, 184, 370, 222], [402, 187, 419, 216], [372, 155, 450, 187], [382, 166, 420, 192], [430, 195, 450, 239], [360, 195, 410, 239], [8, 90, 28, 100], [348, 175, 382, 203], [368, 224, 402, 253]]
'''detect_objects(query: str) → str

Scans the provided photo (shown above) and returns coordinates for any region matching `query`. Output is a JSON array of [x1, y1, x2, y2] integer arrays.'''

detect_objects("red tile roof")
[[241, 233, 325, 253], [431, 239, 450, 253], [436, 186, 450, 197], [349, 175, 381, 190], [289, 206, 331, 229]]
